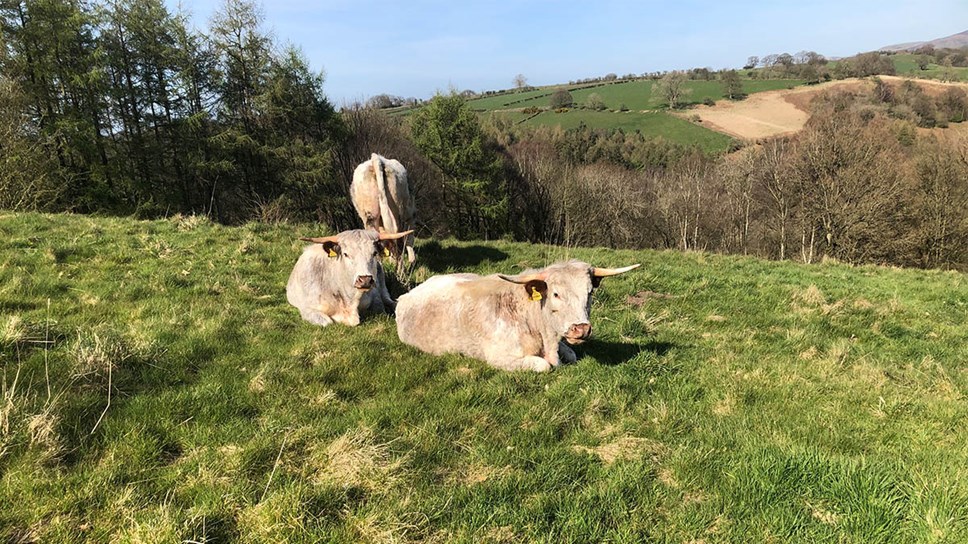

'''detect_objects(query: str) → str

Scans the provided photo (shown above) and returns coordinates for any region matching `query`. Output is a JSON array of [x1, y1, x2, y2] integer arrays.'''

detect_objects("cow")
[[287, 229, 412, 327], [349, 153, 417, 266], [395, 260, 639, 372]]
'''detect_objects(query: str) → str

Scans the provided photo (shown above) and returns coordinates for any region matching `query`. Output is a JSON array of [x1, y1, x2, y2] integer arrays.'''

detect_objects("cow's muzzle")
[[564, 323, 591, 344], [354, 275, 374, 290]]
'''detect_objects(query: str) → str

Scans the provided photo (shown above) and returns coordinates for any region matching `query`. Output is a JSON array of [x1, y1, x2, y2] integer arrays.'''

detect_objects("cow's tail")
[[371, 153, 398, 233]]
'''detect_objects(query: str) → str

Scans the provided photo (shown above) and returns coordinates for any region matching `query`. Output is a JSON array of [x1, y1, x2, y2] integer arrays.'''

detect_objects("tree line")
[[1, 0, 346, 224], [2, 1, 966, 270]]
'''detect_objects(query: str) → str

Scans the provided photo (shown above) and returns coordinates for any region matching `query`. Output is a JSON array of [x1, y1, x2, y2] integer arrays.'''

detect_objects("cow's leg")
[[332, 309, 361, 327], [300, 308, 333, 327], [405, 239, 416, 264], [558, 342, 578, 364], [489, 354, 553, 373], [376, 265, 396, 312]]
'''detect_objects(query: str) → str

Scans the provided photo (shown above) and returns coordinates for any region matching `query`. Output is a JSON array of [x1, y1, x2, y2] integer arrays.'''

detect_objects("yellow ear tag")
[[530, 286, 543, 301], [384, 247, 391, 257], [327, 249, 337, 257]]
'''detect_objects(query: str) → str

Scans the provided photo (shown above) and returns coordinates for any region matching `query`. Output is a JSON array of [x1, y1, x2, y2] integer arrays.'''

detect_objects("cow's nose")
[[355, 275, 374, 290], [570, 323, 591, 340]]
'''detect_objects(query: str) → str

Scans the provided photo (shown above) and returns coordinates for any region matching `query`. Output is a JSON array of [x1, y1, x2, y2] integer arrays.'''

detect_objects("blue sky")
[[168, 0, 968, 106]]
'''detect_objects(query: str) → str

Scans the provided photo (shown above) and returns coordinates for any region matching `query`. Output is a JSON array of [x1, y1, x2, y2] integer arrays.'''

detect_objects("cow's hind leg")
[[300, 308, 334, 327], [489, 354, 553, 373]]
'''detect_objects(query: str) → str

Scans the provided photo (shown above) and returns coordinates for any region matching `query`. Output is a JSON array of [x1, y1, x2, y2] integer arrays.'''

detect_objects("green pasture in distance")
[[519, 109, 735, 153], [508, 79, 807, 111]]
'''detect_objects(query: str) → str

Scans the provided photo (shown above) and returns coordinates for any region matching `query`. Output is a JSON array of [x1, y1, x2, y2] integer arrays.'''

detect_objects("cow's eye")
[[343, 253, 351, 259], [553, 292, 560, 299]]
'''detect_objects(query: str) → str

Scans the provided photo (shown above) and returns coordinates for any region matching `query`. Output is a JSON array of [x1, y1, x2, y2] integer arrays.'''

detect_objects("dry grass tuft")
[[458, 463, 512, 486], [345, 508, 431, 544], [308, 427, 403, 491], [806, 500, 840, 525], [71, 331, 131, 380], [573, 435, 665, 465], [236, 488, 306, 543], [711, 394, 735, 416], [798, 284, 827, 306], [26, 410, 58, 450], [2, 315, 28, 346], [248, 370, 267, 393], [169, 213, 210, 231]]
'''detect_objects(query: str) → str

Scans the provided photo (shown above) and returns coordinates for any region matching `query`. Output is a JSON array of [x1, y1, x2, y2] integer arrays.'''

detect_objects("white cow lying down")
[[395, 260, 639, 372], [287, 229, 412, 326]]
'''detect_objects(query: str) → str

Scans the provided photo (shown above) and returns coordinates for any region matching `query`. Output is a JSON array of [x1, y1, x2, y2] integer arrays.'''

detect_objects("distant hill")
[[881, 29, 968, 51]]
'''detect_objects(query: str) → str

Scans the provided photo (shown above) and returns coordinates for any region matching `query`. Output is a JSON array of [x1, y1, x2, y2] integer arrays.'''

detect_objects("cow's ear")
[[524, 279, 547, 302], [591, 275, 603, 289], [322, 241, 341, 258], [377, 239, 396, 258]]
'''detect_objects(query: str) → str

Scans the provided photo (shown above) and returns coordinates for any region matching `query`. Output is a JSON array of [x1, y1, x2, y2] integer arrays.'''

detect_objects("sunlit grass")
[[1, 212, 966, 542]]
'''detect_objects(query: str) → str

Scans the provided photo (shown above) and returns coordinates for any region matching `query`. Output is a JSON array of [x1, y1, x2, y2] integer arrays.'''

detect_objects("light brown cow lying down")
[[395, 260, 639, 372], [287, 229, 411, 327]]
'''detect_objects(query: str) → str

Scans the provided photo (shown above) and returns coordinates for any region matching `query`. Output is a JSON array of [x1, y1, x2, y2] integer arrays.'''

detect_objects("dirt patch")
[[687, 76, 968, 141], [626, 290, 676, 307]]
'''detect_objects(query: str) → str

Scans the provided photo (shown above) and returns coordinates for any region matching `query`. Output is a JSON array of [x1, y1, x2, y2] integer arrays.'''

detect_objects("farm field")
[[1, 213, 967, 543], [518, 110, 735, 153], [465, 78, 804, 153], [469, 79, 807, 113], [891, 53, 968, 81]]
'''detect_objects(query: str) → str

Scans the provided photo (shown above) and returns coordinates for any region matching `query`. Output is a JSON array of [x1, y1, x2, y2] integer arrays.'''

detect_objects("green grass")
[[890, 54, 968, 82], [2, 212, 967, 543], [519, 110, 734, 153], [471, 79, 807, 112]]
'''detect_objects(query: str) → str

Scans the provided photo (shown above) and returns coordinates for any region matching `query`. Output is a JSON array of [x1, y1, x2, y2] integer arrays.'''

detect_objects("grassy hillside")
[[2, 213, 967, 543], [463, 78, 805, 153], [891, 53, 968, 81], [468, 79, 806, 113]]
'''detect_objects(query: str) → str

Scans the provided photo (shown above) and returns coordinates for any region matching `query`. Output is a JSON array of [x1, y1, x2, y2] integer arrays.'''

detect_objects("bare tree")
[[513, 73, 528, 90], [753, 138, 794, 260], [656, 71, 690, 109]]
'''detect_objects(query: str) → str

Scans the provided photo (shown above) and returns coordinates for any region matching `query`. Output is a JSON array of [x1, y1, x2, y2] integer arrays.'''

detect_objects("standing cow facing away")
[[350, 153, 416, 265], [395, 260, 639, 372], [287, 229, 412, 326]]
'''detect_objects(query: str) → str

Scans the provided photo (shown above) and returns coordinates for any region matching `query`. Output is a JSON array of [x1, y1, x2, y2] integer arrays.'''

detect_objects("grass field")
[[467, 78, 801, 153], [2, 213, 967, 543], [469, 79, 807, 113], [519, 110, 735, 153], [891, 53, 968, 81]]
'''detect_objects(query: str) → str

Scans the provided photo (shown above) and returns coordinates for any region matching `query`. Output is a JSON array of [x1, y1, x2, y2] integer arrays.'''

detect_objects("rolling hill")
[[881, 29, 968, 52]]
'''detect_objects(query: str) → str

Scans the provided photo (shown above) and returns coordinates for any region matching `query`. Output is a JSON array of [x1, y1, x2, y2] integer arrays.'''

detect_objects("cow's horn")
[[498, 272, 547, 284], [300, 235, 340, 244], [592, 264, 640, 277], [377, 229, 414, 241]]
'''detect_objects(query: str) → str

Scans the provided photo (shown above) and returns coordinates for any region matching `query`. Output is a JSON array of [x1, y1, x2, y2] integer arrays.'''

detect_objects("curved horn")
[[377, 229, 414, 241], [299, 235, 340, 244], [498, 272, 547, 284], [592, 264, 640, 277]]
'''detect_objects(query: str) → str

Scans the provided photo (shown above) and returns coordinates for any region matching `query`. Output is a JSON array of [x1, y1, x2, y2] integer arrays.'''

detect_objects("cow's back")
[[350, 161, 382, 230], [382, 159, 415, 226], [396, 274, 480, 355]]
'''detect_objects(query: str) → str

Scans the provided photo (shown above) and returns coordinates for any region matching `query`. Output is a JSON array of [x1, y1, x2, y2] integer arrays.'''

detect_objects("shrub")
[[703, 97, 715, 106], [549, 89, 574, 109], [586, 93, 607, 111]]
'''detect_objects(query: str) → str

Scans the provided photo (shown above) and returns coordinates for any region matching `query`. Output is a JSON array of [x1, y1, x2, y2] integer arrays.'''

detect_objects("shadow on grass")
[[418, 241, 509, 273], [582, 339, 675, 366]]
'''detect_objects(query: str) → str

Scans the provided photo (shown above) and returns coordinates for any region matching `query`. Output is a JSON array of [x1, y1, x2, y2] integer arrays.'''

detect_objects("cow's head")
[[500, 260, 639, 344], [300, 229, 413, 291]]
